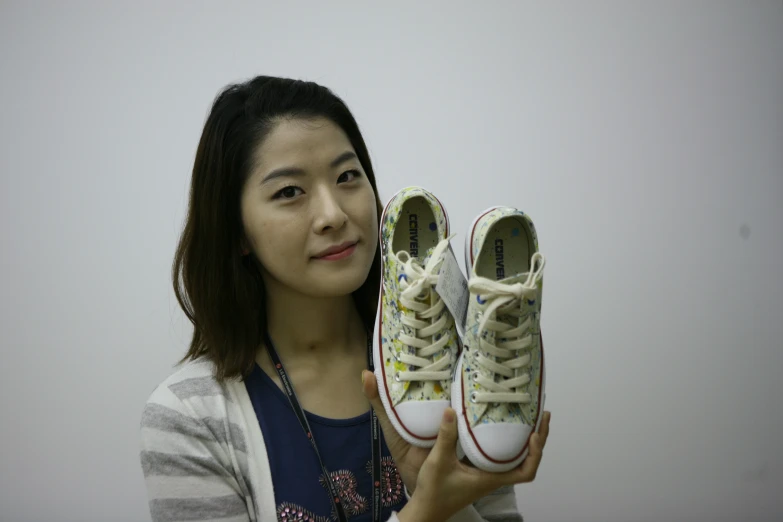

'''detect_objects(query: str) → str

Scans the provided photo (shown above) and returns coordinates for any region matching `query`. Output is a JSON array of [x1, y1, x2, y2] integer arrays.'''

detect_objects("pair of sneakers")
[[372, 187, 546, 473]]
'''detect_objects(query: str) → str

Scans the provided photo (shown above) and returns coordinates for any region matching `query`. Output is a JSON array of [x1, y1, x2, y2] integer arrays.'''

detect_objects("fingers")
[[488, 434, 542, 487], [361, 370, 380, 402], [513, 411, 551, 483], [361, 371, 387, 421], [429, 408, 458, 467], [361, 371, 407, 454], [538, 411, 551, 447], [494, 411, 551, 486]]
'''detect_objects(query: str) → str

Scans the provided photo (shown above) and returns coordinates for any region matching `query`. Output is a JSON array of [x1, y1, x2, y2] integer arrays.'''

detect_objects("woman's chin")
[[295, 270, 368, 299]]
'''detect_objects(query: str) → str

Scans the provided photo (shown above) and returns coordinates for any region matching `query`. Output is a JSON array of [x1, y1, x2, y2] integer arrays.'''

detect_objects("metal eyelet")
[[394, 372, 401, 382], [470, 391, 478, 403], [472, 372, 479, 381]]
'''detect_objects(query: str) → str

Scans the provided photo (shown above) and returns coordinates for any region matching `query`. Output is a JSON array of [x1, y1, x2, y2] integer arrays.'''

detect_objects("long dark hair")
[[173, 76, 383, 382]]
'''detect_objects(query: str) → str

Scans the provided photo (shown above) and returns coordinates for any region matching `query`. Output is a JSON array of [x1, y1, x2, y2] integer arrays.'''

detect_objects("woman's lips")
[[314, 242, 358, 261]]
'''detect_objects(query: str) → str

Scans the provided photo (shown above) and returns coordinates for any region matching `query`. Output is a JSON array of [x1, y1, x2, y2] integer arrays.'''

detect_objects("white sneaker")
[[373, 187, 460, 448], [454, 206, 547, 472]]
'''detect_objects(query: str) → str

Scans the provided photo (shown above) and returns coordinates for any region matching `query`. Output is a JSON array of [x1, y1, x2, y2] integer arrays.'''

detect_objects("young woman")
[[140, 75, 551, 522]]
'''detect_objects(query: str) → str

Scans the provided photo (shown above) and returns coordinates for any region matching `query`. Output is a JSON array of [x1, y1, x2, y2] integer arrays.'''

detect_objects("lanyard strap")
[[265, 332, 382, 522]]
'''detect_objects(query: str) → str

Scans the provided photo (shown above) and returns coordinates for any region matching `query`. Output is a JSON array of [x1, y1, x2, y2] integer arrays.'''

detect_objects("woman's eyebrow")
[[261, 167, 305, 185], [260, 151, 358, 185], [329, 150, 358, 168]]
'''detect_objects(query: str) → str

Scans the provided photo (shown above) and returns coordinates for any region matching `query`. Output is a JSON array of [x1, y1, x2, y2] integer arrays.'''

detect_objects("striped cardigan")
[[139, 359, 524, 522]]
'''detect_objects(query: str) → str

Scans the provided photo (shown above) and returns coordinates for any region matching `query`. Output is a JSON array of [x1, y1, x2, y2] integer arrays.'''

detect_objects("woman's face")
[[240, 117, 379, 299]]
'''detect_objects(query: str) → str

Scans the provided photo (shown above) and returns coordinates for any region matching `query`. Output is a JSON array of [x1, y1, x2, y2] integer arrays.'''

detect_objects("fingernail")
[[443, 408, 455, 424]]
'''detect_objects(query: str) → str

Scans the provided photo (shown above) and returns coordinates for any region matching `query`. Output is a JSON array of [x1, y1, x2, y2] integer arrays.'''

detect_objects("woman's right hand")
[[402, 407, 549, 522], [362, 370, 551, 522]]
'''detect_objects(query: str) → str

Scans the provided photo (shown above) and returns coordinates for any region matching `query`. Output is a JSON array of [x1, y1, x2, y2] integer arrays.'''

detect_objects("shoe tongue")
[[399, 246, 443, 310], [493, 272, 539, 313], [419, 245, 438, 267], [484, 273, 539, 366]]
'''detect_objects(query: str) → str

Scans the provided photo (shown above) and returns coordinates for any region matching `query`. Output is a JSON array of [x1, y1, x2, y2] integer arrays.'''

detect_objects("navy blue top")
[[245, 364, 407, 521]]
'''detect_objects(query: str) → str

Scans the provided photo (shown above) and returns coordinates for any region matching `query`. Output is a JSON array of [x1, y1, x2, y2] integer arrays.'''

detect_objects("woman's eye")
[[337, 169, 362, 184], [273, 186, 303, 200]]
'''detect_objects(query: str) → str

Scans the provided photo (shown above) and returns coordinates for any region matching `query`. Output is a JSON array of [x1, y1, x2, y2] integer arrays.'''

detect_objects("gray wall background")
[[1, 1, 781, 521]]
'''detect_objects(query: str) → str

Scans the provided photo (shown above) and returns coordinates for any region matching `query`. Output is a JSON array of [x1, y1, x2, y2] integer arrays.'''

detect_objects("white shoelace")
[[394, 238, 453, 383], [467, 252, 546, 404]]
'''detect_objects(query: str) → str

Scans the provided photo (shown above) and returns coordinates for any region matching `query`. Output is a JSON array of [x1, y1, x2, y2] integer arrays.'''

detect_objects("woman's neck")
[[263, 286, 366, 364]]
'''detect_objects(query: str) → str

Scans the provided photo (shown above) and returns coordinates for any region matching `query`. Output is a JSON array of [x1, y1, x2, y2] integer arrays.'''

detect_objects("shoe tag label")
[[436, 244, 469, 338]]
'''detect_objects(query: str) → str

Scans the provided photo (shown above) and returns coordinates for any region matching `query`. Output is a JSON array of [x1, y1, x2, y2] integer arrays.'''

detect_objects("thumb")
[[361, 370, 384, 410], [362, 371, 407, 452], [430, 407, 458, 465]]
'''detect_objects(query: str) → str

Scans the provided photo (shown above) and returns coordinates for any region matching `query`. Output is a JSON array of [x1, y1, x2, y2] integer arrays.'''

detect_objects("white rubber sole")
[[371, 186, 450, 449], [453, 205, 547, 472]]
